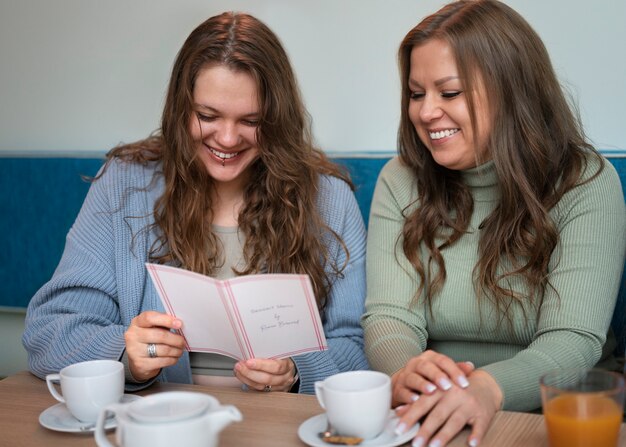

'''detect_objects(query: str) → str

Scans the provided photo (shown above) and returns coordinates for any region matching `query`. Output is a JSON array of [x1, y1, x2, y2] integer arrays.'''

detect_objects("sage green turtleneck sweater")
[[362, 155, 626, 411]]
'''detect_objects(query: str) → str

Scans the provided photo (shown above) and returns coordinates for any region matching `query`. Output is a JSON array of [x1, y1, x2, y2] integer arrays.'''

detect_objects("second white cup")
[[46, 359, 124, 423], [315, 370, 391, 439]]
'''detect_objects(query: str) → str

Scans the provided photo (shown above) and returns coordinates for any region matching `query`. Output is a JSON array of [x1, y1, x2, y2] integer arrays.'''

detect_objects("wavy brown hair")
[[397, 0, 603, 319], [105, 12, 350, 310]]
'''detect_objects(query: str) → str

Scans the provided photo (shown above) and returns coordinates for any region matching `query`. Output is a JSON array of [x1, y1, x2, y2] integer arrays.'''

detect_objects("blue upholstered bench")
[[1, 152, 624, 351], [0, 153, 385, 309]]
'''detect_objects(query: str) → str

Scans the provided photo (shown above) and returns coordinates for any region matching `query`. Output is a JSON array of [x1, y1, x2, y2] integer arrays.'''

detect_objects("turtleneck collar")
[[460, 160, 499, 202]]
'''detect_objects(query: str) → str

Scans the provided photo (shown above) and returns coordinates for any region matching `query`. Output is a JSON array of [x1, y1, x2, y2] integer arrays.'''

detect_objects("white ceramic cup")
[[94, 391, 243, 447], [45, 359, 124, 423], [315, 370, 391, 439]]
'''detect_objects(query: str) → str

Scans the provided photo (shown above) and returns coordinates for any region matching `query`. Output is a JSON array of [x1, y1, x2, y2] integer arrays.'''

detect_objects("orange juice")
[[544, 394, 623, 447]]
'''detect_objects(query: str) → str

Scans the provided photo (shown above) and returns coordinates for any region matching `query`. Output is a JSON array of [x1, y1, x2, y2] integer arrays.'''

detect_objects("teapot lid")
[[127, 391, 218, 423]]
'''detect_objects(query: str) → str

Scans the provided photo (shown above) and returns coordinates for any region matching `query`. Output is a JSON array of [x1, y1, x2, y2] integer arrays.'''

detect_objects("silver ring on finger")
[[147, 343, 158, 358], [263, 385, 272, 392]]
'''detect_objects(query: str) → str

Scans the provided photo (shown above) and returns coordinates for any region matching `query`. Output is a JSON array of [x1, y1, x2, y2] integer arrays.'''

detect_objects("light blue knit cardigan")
[[23, 159, 369, 393]]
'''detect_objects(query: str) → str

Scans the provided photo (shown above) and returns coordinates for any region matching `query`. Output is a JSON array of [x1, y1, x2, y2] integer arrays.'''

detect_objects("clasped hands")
[[392, 350, 502, 447], [124, 311, 297, 391]]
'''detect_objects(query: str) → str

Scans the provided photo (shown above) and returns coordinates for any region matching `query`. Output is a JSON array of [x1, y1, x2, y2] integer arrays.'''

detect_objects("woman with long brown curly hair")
[[24, 12, 368, 394], [362, 0, 625, 445]]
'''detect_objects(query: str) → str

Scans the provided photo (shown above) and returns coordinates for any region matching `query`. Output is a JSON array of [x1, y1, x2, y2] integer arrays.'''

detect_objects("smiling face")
[[190, 64, 261, 193], [408, 38, 491, 171]]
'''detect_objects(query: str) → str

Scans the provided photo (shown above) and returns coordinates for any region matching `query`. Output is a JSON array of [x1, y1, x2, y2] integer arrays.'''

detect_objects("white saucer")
[[39, 394, 142, 433], [298, 410, 420, 447]]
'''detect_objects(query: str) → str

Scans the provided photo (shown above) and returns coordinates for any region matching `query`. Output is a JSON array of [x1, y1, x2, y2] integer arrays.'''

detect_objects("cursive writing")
[[250, 306, 275, 314]]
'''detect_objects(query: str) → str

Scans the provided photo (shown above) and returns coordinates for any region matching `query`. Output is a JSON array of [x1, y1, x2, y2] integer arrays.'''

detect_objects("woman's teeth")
[[209, 147, 239, 159], [430, 129, 459, 140]]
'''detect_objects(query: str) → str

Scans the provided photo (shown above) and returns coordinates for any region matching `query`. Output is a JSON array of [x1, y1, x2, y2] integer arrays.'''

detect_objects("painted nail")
[[395, 422, 407, 436], [438, 378, 452, 390], [411, 393, 420, 402], [466, 361, 475, 369], [429, 440, 441, 447], [395, 404, 407, 412], [412, 437, 425, 447], [425, 383, 437, 393], [458, 375, 470, 388], [469, 438, 479, 447]]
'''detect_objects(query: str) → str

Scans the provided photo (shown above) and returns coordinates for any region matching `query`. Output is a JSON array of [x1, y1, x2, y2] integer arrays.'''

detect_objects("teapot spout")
[[209, 405, 243, 433]]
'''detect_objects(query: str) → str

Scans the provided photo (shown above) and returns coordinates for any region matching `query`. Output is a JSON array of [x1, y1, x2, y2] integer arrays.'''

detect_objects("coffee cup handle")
[[314, 381, 326, 410], [45, 374, 65, 404], [94, 404, 120, 447]]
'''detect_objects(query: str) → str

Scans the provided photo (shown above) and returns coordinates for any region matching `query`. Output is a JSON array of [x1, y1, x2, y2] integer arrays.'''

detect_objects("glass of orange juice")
[[540, 368, 625, 447]]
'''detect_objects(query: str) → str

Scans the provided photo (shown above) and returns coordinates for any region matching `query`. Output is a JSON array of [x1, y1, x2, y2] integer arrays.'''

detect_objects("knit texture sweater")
[[362, 155, 626, 411], [23, 158, 369, 394]]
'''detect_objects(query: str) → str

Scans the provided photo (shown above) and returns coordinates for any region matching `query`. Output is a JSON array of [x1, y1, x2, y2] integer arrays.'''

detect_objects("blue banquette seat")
[[1, 152, 624, 353]]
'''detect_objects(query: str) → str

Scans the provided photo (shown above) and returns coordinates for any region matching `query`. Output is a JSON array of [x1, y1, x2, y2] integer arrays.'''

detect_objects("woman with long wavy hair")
[[24, 12, 368, 394], [361, 0, 625, 445]]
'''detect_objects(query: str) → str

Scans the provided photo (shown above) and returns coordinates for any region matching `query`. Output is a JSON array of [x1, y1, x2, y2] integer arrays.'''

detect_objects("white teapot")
[[94, 391, 242, 447]]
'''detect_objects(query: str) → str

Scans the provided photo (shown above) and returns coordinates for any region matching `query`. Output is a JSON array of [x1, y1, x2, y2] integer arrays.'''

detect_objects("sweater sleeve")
[[362, 157, 626, 412], [481, 159, 626, 410], [362, 158, 429, 376], [22, 161, 146, 385], [292, 176, 370, 393]]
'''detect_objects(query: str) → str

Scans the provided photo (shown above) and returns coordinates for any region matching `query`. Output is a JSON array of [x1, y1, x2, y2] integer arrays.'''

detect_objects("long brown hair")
[[106, 12, 350, 309], [397, 0, 603, 319]]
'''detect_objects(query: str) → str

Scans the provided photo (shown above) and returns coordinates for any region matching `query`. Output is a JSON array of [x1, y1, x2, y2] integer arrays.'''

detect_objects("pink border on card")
[[266, 346, 328, 360], [147, 264, 175, 315], [147, 266, 327, 359], [225, 281, 254, 358], [217, 283, 248, 359], [299, 276, 326, 350], [147, 264, 191, 351], [232, 275, 326, 353]]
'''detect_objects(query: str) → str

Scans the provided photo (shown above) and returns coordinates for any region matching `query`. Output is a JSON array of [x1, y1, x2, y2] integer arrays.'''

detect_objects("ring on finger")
[[147, 343, 158, 358]]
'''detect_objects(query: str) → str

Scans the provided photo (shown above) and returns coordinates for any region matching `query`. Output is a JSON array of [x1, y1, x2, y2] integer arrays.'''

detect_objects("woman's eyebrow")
[[194, 103, 260, 119], [435, 75, 460, 87], [408, 78, 422, 89], [408, 75, 460, 88], [194, 103, 217, 112]]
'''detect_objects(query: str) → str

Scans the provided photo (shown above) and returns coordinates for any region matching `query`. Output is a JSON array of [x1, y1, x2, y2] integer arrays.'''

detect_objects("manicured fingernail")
[[395, 404, 407, 412], [438, 378, 452, 390], [466, 361, 475, 369], [411, 393, 420, 402], [412, 437, 425, 447], [458, 375, 470, 388], [395, 422, 407, 436], [469, 438, 479, 447], [429, 440, 441, 447], [425, 383, 437, 393]]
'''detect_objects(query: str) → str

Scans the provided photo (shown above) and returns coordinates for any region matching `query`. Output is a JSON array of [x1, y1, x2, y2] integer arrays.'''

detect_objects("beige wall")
[[1, 0, 625, 154]]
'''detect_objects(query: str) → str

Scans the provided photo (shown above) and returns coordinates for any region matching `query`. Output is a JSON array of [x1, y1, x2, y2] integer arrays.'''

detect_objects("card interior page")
[[226, 274, 327, 359], [146, 264, 245, 360]]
